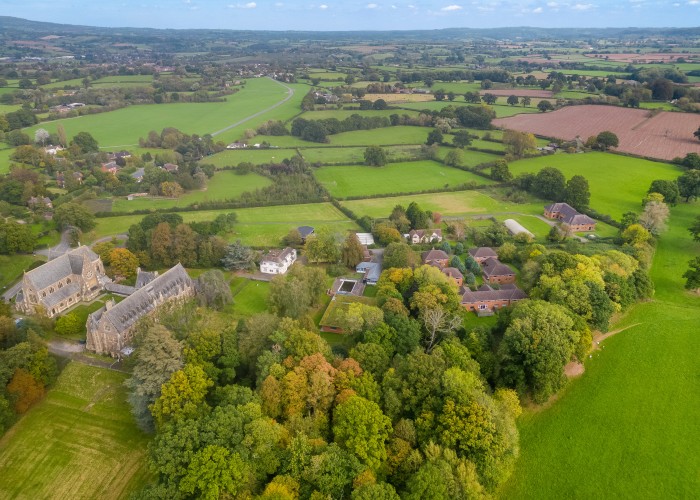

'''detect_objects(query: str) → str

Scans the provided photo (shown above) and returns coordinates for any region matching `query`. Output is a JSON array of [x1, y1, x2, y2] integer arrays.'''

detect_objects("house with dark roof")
[[468, 247, 498, 264], [15, 246, 106, 318], [544, 203, 596, 232], [356, 261, 382, 285], [441, 267, 464, 287], [461, 283, 527, 315], [422, 249, 450, 268], [86, 264, 194, 357], [162, 163, 179, 173], [481, 257, 516, 284], [297, 226, 315, 243]]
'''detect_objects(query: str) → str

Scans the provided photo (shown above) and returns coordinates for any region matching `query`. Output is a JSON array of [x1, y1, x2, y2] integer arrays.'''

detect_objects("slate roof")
[[461, 283, 527, 303], [261, 247, 295, 265], [468, 247, 498, 260], [481, 257, 515, 278], [135, 268, 158, 289], [422, 249, 450, 263], [89, 264, 192, 334], [297, 226, 315, 238], [105, 283, 136, 296], [356, 261, 381, 282], [544, 202, 596, 226], [43, 282, 81, 308], [24, 246, 99, 291]]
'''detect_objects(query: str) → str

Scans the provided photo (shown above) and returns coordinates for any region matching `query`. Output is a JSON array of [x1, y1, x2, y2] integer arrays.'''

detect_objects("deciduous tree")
[[333, 395, 392, 471], [109, 248, 139, 279]]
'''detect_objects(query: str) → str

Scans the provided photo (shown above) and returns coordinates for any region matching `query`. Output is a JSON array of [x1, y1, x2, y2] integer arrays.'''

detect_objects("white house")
[[260, 247, 297, 275], [406, 229, 443, 244]]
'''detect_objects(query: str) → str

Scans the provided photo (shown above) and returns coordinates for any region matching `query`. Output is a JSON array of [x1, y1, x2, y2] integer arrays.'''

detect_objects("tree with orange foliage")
[[7, 368, 45, 413]]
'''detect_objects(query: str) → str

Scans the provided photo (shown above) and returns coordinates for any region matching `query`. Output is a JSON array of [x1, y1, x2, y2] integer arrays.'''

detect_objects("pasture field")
[[90, 202, 359, 246], [397, 101, 542, 118], [436, 148, 502, 166], [110, 170, 272, 212], [330, 126, 440, 146], [0, 148, 16, 174], [494, 105, 700, 161], [303, 145, 425, 164], [500, 202, 700, 499], [24, 78, 301, 148], [341, 190, 543, 218], [203, 148, 299, 167], [40, 78, 84, 89], [314, 160, 494, 198], [300, 109, 417, 120], [0, 254, 44, 289], [508, 152, 682, 219], [0, 362, 151, 499]]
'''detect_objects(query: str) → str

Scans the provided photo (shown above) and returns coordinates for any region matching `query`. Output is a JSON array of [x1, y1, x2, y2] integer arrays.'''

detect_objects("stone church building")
[[86, 263, 194, 357], [15, 246, 106, 318]]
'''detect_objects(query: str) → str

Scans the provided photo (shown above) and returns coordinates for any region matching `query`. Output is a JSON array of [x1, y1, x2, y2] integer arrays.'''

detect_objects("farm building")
[[504, 219, 535, 238]]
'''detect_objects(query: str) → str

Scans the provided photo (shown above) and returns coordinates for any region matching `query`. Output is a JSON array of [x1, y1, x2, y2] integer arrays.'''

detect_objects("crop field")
[[314, 160, 494, 198], [500, 203, 700, 499], [494, 105, 700, 160], [0, 362, 150, 499], [110, 170, 272, 212], [91, 202, 359, 246], [24, 78, 302, 148], [508, 151, 682, 219], [340, 189, 543, 218]]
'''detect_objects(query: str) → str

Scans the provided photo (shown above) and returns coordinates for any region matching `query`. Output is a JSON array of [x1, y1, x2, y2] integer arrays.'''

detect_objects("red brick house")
[[481, 257, 516, 284], [441, 267, 464, 287], [422, 249, 450, 268], [544, 203, 596, 232], [468, 247, 498, 264], [461, 284, 526, 314]]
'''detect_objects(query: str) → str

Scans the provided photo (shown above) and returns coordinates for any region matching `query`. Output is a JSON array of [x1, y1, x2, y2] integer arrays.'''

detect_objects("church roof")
[[24, 246, 99, 290], [89, 264, 192, 335]]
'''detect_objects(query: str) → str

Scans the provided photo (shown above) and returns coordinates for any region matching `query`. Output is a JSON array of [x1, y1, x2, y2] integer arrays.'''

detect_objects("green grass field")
[[110, 170, 272, 212], [24, 78, 302, 148], [203, 148, 299, 167], [508, 152, 683, 219], [329, 126, 439, 146], [314, 160, 494, 198], [341, 189, 543, 219], [499, 202, 700, 498], [90, 202, 359, 247], [0, 362, 151, 499], [0, 254, 45, 290], [300, 109, 418, 120], [398, 102, 542, 118], [229, 278, 270, 317]]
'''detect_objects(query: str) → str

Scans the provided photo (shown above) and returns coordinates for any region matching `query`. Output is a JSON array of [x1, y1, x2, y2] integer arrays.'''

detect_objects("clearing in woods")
[[0, 362, 151, 499]]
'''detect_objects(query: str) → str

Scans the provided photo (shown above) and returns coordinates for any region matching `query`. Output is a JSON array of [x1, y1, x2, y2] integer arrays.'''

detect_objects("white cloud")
[[367, 3, 378, 8], [319, 3, 328, 8], [274, 2, 284, 6], [230, 1, 256, 8], [688, 0, 699, 5], [571, 3, 595, 10], [441, 4, 463, 11], [547, 1, 558, 5], [533, 6, 543, 12]]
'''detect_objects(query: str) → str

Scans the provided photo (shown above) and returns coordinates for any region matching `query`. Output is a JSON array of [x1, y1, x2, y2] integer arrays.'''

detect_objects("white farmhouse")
[[260, 247, 297, 274]]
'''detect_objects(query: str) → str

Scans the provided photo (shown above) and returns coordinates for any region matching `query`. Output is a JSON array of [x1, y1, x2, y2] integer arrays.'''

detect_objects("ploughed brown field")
[[479, 89, 553, 98], [493, 105, 700, 161]]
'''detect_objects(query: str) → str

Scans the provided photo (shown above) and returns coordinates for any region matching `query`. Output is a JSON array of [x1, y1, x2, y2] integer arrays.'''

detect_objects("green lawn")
[[0, 254, 45, 290], [91, 202, 359, 247], [499, 202, 700, 498], [24, 78, 302, 148], [315, 160, 494, 198], [0, 362, 151, 499], [110, 170, 272, 212], [508, 152, 683, 219], [341, 189, 543, 219], [0, 148, 16, 174], [203, 149, 300, 167], [229, 279, 270, 317]]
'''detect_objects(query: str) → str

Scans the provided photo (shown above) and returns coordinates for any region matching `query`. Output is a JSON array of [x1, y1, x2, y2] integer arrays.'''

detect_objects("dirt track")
[[493, 105, 700, 160]]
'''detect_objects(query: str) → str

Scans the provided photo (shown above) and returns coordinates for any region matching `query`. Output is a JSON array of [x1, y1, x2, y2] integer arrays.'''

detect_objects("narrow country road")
[[210, 77, 295, 137]]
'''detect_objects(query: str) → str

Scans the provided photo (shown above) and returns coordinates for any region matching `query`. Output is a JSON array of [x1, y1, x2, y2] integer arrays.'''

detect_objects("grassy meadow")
[[110, 170, 272, 212], [314, 160, 494, 198], [500, 202, 700, 498], [24, 78, 303, 147], [508, 152, 683, 219], [91, 202, 359, 247], [0, 362, 151, 499], [203, 148, 299, 167]]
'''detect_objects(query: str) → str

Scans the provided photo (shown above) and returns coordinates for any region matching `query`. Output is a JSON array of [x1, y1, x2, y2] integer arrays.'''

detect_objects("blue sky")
[[1, 1, 699, 30]]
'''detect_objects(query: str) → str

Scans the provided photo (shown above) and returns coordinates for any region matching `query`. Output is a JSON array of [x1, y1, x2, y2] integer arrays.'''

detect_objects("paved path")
[[35, 228, 73, 260], [48, 339, 129, 373], [90, 234, 129, 247], [210, 78, 295, 137]]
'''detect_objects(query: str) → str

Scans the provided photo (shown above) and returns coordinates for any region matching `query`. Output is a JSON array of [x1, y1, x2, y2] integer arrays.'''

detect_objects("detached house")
[[481, 257, 516, 285], [260, 247, 297, 275], [407, 229, 442, 244], [461, 284, 526, 315], [422, 249, 450, 268], [441, 267, 464, 287], [544, 203, 596, 232]]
